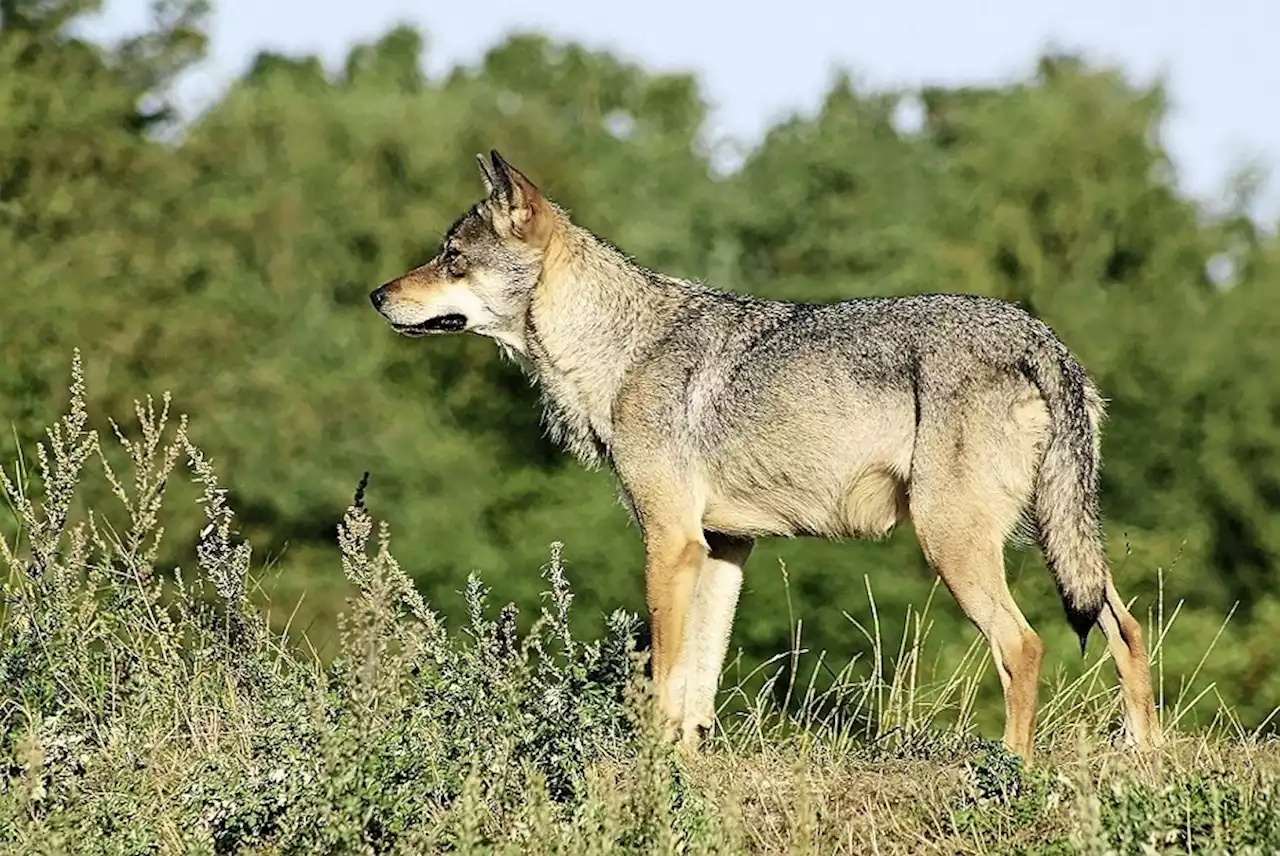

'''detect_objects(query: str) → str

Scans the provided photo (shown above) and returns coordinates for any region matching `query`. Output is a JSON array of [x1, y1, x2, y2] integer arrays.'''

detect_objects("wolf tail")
[[1022, 340, 1109, 653]]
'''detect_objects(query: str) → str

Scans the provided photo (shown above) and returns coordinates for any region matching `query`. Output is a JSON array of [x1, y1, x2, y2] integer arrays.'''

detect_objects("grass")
[[3, 353, 1280, 855]]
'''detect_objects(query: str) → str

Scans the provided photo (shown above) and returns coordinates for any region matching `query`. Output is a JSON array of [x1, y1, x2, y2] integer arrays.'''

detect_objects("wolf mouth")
[[393, 314, 468, 336]]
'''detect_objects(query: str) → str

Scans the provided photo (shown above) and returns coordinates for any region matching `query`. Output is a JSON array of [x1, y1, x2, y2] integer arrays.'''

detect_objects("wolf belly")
[[701, 464, 910, 540], [698, 392, 915, 540]]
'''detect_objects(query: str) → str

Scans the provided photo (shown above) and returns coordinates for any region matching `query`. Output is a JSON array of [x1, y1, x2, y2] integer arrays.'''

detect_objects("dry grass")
[[3, 356, 1280, 855]]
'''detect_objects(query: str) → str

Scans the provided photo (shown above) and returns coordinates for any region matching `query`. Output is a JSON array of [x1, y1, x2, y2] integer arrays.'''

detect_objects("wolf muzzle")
[[369, 285, 468, 335]]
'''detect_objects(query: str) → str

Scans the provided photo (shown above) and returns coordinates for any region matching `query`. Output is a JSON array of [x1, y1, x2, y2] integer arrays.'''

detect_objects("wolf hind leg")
[[1095, 581, 1161, 748], [914, 506, 1044, 762], [909, 400, 1047, 763]]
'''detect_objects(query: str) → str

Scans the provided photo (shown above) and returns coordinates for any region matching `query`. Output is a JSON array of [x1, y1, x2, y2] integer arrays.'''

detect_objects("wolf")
[[368, 150, 1161, 763]]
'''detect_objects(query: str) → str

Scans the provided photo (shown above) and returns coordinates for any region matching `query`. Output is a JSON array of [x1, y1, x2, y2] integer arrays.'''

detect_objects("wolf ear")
[[486, 149, 551, 247], [476, 153, 498, 196]]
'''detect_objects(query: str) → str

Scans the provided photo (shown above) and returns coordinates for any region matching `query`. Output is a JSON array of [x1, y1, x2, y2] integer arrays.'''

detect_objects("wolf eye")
[[441, 247, 467, 277]]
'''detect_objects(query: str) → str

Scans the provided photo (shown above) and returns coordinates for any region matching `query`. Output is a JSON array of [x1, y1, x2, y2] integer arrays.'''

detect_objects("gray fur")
[[368, 150, 1161, 761]]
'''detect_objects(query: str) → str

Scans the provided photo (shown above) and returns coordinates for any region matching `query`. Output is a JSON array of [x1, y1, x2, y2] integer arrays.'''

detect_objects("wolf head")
[[368, 150, 555, 358]]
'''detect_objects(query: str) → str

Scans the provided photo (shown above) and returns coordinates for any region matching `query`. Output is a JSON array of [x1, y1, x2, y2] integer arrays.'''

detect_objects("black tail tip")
[[1065, 602, 1101, 656]]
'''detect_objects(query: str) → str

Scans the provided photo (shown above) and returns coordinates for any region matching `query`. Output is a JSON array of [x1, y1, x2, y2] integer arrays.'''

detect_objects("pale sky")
[[80, 0, 1280, 219]]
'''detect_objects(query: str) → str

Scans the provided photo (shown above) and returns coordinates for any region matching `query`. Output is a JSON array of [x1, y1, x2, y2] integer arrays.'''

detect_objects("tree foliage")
[[3, 1, 1278, 728]]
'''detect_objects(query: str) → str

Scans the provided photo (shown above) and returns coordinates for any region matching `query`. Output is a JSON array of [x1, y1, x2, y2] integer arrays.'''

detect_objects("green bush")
[[4, 359, 1280, 854], [1, 356, 648, 852]]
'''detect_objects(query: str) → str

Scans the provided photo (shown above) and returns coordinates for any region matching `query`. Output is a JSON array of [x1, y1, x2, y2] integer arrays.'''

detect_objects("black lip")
[[393, 314, 468, 336]]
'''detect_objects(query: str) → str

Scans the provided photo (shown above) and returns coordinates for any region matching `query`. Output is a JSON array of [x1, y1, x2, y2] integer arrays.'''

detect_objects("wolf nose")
[[369, 285, 389, 310]]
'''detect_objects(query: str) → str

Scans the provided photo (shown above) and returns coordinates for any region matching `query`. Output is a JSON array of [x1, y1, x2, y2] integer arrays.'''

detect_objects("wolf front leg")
[[673, 532, 753, 747], [643, 524, 708, 740]]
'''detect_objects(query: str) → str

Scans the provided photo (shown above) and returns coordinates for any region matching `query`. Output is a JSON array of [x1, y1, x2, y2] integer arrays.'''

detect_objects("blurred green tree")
[[3, 3, 1278, 730]]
